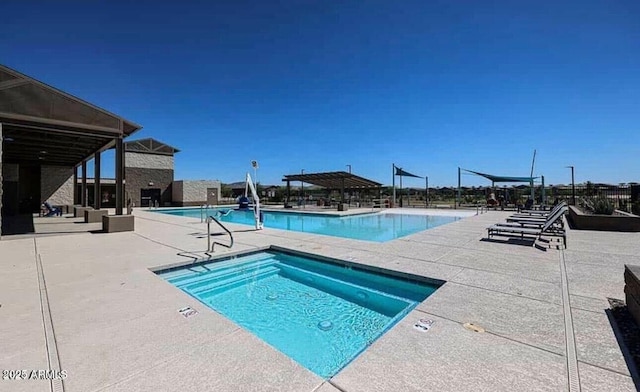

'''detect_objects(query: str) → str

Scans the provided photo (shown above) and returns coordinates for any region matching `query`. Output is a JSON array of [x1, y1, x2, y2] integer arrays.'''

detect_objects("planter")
[[568, 206, 640, 232]]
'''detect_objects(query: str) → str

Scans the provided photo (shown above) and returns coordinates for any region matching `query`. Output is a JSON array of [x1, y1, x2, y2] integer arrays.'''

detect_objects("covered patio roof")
[[282, 171, 382, 189], [0, 64, 141, 166]]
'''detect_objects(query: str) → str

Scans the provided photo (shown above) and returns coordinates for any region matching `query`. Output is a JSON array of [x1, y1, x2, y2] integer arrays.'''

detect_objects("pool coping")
[[150, 244, 447, 289]]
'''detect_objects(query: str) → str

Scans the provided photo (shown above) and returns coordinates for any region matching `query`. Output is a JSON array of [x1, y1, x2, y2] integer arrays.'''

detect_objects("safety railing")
[[206, 215, 234, 252]]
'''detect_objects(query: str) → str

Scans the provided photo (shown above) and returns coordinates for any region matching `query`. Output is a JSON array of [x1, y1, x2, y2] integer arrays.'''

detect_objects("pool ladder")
[[206, 215, 234, 252]]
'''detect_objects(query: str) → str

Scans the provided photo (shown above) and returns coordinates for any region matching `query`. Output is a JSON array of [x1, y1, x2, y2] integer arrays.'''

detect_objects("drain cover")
[[318, 320, 333, 331], [463, 322, 485, 333]]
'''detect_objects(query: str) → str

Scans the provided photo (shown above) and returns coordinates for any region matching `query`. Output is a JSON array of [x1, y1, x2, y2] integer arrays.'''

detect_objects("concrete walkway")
[[1, 208, 638, 391]]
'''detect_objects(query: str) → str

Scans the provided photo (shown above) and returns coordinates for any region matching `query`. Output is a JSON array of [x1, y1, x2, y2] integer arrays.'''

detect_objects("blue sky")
[[2, 0, 639, 187]]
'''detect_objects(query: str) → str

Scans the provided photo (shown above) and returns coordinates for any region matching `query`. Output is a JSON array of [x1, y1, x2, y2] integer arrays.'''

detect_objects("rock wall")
[[41, 165, 74, 205], [125, 152, 173, 170], [125, 167, 173, 206], [0, 126, 2, 236], [172, 180, 221, 205]]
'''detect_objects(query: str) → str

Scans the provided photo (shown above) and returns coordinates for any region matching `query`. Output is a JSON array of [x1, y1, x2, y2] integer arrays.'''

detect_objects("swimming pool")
[[156, 250, 440, 378], [154, 208, 461, 242]]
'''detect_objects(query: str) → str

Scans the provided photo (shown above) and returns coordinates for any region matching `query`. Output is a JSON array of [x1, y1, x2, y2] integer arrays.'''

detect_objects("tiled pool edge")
[[150, 244, 447, 289]]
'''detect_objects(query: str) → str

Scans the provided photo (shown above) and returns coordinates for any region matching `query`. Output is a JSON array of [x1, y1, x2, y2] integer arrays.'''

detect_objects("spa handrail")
[[206, 215, 234, 252]]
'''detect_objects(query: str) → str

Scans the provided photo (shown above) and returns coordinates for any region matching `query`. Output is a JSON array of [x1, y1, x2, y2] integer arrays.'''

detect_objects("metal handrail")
[[206, 215, 234, 252]]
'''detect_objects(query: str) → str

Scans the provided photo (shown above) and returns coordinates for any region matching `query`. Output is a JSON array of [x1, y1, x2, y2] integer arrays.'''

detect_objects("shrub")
[[592, 198, 614, 215]]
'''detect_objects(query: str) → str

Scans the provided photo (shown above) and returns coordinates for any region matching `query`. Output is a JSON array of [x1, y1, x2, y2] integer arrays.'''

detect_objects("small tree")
[[592, 198, 614, 215]]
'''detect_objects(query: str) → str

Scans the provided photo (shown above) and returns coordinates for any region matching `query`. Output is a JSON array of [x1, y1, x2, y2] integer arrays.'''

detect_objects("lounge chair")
[[500, 206, 566, 228], [512, 201, 567, 218], [507, 205, 567, 225], [43, 201, 62, 217], [487, 206, 567, 247], [491, 216, 565, 235]]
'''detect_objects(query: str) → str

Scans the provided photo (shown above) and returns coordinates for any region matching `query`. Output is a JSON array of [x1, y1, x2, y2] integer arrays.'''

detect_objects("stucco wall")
[[125, 152, 174, 170], [41, 166, 74, 205], [173, 180, 220, 204]]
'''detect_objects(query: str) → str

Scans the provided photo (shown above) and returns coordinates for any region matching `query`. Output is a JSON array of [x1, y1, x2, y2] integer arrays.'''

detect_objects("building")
[[0, 64, 221, 237], [172, 180, 221, 206], [0, 64, 140, 236], [123, 138, 179, 207], [75, 139, 221, 208], [72, 138, 179, 208], [74, 138, 220, 207]]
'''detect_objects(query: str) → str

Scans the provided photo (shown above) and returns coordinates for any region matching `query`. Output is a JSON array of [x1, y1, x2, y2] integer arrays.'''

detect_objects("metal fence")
[[567, 184, 638, 212], [430, 184, 640, 211]]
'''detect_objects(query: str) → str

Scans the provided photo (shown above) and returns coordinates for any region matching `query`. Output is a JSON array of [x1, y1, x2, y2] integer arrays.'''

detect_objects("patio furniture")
[[487, 206, 567, 247], [512, 201, 567, 218], [43, 201, 62, 217]]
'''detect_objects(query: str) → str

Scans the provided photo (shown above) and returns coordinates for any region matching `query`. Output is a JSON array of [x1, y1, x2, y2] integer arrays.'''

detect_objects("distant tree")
[[221, 184, 233, 198]]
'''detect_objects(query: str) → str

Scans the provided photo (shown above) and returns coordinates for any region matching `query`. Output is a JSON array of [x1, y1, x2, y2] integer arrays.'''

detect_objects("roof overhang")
[[0, 64, 142, 167], [124, 138, 180, 156]]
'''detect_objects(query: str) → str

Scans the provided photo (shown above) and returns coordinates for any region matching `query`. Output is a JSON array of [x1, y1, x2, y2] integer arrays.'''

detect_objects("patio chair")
[[487, 207, 567, 247]]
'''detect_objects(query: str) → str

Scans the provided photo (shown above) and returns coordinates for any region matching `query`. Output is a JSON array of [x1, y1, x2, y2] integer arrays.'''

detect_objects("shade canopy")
[[463, 169, 538, 183], [282, 171, 382, 189], [394, 167, 422, 178]]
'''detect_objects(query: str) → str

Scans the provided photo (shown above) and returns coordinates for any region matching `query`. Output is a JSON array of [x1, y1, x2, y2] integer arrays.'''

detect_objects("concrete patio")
[[1, 208, 638, 392]]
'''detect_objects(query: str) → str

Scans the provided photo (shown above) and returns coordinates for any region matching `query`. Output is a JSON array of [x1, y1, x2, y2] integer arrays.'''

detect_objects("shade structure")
[[282, 171, 381, 189], [0, 64, 141, 166], [0, 63, 142, 230], [463, 169, 538, 183], [394, 167, 422, 178]]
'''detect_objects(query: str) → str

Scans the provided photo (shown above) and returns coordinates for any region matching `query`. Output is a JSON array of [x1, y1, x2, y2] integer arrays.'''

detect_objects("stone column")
[[73, 166, 78, 205], [0, 122, 3, 238], [94, 152, 101, 210], [81, 160, 87, 207], [115, 137, 124, 215]]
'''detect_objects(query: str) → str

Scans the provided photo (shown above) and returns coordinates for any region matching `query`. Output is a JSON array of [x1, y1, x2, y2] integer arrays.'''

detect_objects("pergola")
[[0, 64, 141, 224], [282, 171, 382, 205]]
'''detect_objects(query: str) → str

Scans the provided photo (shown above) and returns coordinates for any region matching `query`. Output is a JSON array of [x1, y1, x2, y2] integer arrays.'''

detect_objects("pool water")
[[157, 250, 440, 378], [155, 208, 460, 242]]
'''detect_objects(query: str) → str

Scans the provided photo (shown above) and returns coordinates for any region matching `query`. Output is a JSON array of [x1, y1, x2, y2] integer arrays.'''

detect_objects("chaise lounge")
[[43, 201, 62, 217], [487, 206, 567, 247]]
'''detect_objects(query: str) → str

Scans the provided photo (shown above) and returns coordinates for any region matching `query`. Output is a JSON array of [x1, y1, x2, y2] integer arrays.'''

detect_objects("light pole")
[[346, 164, 351, 174], [251, 160, 258, 190], [566, 166, 575, 205], [301, 169, 305, 208]]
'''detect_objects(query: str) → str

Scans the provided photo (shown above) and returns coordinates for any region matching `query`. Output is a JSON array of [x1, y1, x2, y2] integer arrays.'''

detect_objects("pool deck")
[[1, 207, 639, 391]]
